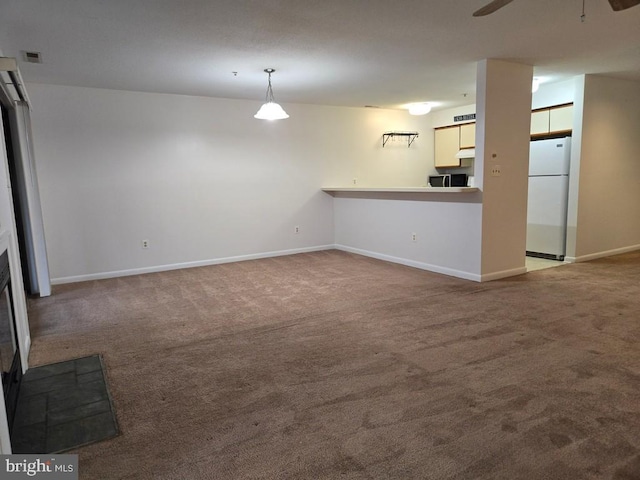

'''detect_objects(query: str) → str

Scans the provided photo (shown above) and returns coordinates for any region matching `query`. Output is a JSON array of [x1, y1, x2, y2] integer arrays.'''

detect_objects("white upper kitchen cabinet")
[[531, 104, 573, 136], [459, 123, 476, 149], [549, 105, 573, 133], [531, 109, 550, 135], [434, 126, 461, 168]]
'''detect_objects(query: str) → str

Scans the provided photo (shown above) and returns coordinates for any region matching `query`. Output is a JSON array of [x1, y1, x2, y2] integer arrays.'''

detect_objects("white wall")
[[431, 104, 476, 129], [532, 78, 576, 110], [27, 84, 431, 282], [347, 111, 433, 187], [333, 194, 483, 280], [571, 75, 640, 260]]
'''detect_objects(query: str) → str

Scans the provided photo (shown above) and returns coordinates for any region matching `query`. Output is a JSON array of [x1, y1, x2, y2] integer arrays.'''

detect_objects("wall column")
[[475, 59, 533, 280]]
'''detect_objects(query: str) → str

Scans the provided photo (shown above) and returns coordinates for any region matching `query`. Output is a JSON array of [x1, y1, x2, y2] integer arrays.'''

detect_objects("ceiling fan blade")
[[608, 0, 640, 11], [472, 0, 517, 16]]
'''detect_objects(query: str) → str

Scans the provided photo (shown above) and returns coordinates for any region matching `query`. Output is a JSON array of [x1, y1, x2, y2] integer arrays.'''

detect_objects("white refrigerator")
[[526, 137, 571, 260]]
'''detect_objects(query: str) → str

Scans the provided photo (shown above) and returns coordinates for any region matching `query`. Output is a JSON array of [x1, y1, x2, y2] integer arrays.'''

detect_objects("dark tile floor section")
[[11, 355, 119, 453]]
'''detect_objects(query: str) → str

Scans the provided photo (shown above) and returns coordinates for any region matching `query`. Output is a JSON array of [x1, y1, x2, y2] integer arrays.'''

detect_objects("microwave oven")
[[428, 174, 467, 187]]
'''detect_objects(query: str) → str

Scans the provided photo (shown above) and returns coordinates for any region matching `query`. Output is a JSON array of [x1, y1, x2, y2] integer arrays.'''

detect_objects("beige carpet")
[[25, 250, 640, 479]]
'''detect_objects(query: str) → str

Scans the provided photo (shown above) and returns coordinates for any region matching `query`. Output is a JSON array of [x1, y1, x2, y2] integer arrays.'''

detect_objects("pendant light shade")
[[254, 101, 289, 120], [254, 68, 289, 120]]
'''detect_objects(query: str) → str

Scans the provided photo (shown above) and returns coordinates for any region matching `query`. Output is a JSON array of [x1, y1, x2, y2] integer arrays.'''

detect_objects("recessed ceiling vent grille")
[[22, 51, 42, 64]]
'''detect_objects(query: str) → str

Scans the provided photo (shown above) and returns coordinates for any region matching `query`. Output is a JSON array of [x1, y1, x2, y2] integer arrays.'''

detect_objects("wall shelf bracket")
[[382, 131, 419, 148]]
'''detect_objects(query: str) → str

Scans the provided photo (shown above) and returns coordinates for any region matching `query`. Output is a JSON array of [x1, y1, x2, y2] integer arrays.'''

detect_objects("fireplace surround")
[[0, 249, 22, 434]]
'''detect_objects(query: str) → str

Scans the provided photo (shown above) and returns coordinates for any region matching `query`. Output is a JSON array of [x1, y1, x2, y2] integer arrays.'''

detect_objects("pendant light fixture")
[[254, 68, 289, 120]]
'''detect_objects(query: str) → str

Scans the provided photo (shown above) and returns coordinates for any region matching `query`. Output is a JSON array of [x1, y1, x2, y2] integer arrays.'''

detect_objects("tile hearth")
[[11, 355, 118, 453]]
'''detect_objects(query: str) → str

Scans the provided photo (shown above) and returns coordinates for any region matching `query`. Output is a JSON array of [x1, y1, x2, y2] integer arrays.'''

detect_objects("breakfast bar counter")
[[321, 186, 481, 202], [321, 187, 479, 194]]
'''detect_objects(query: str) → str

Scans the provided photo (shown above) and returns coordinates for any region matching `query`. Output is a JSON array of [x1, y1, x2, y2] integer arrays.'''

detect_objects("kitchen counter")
[[322, 187, 479, 194], [321, 187, 481, 201]]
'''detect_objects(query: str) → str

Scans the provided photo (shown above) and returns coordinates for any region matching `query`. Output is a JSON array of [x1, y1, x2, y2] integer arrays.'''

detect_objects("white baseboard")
[[335, 244, 482, 282], [565, 244, 640, 264], [51, 245, 335, 285], [52, 241, 570, 286]]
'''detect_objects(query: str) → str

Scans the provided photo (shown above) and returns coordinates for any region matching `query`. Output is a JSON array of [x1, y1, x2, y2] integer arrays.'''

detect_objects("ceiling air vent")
[[22, 51, 42, 64]]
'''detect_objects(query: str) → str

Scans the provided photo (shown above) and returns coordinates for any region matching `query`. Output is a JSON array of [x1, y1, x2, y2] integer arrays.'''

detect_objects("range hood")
[[455, 148, 475, 159]]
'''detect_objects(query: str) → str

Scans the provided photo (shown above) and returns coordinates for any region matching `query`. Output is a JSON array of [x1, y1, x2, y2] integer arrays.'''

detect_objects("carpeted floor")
[[24, 250, 640, 479]]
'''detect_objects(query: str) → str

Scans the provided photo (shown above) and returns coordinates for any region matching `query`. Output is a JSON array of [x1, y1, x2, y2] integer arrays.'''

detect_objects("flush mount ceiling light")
[[408, 103, 432, 116], [254, 68, 289, 120]]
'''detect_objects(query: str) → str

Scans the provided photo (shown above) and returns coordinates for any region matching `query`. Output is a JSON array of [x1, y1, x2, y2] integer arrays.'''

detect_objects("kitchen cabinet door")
[[459, 123, 475, 149], [549, 105, 573, 133], [434, 126, 460, 168], [530, 110, 550, 135]]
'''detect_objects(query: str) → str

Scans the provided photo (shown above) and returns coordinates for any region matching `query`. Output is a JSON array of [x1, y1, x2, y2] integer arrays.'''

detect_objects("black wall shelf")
[[382, 131, 419, 148]]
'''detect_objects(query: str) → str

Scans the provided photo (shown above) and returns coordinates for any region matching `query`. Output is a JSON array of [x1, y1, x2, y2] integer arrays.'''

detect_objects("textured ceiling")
[[1, 0, 639, 111]]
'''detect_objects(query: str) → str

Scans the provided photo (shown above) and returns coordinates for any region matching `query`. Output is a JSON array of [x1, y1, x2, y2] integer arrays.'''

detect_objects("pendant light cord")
[[265, 70, 275, 103]]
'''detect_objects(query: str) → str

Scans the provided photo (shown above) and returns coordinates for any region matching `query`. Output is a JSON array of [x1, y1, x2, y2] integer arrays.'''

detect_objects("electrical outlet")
[[142, 239, 149, 249], [352, 178, 357, 185], [411, 232, 417, 242], [294, 226, 300, 234], [491, 165, 502, 177]]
